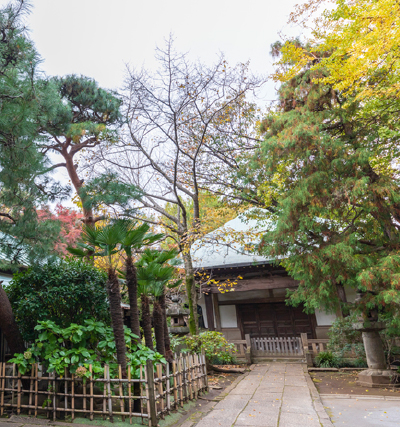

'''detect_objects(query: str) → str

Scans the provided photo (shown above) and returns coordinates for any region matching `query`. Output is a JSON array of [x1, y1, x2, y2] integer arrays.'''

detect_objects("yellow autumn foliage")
[[275, 0, 400, 101]]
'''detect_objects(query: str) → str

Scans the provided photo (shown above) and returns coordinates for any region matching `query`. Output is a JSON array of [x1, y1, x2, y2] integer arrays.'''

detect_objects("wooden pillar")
[[212, 294, 222, 332], [204, 293, 215, 331]]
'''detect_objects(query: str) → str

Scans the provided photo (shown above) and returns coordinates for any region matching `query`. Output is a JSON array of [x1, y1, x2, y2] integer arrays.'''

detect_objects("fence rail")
[[0, 353, 207, 426], [300, 333, 329, 357], [250, 336, 303, 356]]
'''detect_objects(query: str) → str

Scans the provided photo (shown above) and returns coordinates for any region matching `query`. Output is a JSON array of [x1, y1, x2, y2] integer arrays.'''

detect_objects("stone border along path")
[[186, 363, 333, 427]]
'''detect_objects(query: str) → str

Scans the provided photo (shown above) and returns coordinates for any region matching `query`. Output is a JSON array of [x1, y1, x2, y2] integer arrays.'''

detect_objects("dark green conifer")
[[256, 43, 400, 328]]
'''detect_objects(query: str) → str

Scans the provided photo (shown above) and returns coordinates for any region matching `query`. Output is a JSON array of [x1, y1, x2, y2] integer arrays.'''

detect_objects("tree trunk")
[[125, 256, 141, 340], [141, 294, 153, 350], [0, 282, 25, 357], [153, 300, 165, 356], [62, 146, 96, 227], [183, 251, 198, 335], [160, 293, 173, 362], [106, 268, 127, 378]]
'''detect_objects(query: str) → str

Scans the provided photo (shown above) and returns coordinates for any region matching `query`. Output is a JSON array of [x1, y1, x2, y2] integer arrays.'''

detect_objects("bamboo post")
[[145, 360, 157, 427], [71, 373, 75, 421], [191, 354, 197, 398], [181, 357, 187, 402], [106, 365, 113, 422], [128, 366, 132, 424], [102, 366, 106, 420], [64, 367, 68, 418], [139, 365, 144, 424], [188, 354, 197, 399], [34, 364, 38, 417], [52, 372, 56, 422], [156, 364, 164, 418], [83, 372, 86, 418], [193, 354, 199, 395], [28, 365, 34, 415], [201, 351, 208, 391], [118, 365, 125, 422], [16, 370, 21, 415], [89, 365, 94, 421], [186, 355, 192, 400], [12, 363, 15, 413], [166, 362, 170, 414], [172, 360, 178, 409], [194, 354, 200, 396], [178, 356, 183, 406], [0, 363, 4, 416]]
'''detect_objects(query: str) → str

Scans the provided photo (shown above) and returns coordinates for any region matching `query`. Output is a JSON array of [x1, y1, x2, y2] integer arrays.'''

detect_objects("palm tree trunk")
[[0, 282, 25, 357], [153, 300, 165, 356], [125, 256, 141, 340], [141, 294, 154, 350], [160, 293, 173, 362], [107, 268, 127, 378]]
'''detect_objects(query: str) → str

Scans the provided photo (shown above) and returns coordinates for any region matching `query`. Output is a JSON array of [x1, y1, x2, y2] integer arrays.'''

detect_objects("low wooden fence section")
[[250, 336, 303, 357], [229, 335, 251, 363], [0, 353, 207, 426], [300, 333, 329, 357]]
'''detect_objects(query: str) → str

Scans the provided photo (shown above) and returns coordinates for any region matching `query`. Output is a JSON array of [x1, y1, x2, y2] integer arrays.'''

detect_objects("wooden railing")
[[0, 353, 207, 426], [229, 336, 251, 363], [300, 333, 330, 365], [250, 336, 303, 357], [300, 333, 329, 356]]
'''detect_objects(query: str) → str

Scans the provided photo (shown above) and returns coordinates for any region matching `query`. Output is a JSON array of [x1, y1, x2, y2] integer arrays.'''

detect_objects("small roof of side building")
[[191, 210, 273, 270]]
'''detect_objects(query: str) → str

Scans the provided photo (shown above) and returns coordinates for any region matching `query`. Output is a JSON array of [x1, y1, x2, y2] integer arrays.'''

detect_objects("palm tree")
[[68, 221, 129, 377], [119, 222, 163, 341], [137, 249, 181, 361]]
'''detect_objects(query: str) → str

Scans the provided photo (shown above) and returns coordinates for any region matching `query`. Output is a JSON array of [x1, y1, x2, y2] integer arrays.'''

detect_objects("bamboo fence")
[[0, 352, 207, 427]]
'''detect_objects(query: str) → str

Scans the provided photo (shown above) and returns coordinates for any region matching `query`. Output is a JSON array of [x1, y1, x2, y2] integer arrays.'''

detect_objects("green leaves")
[[79, 173, 142, 213], [0, 1, 70, 268], [184, 331, 236, 365], [10, 319, 164, 379], [253, 40, 400, 322], [6, 259, 109, 341], [136, 248, 180, 298]]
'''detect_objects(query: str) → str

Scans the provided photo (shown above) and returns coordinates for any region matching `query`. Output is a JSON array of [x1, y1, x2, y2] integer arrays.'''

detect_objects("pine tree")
[[41, 76, 122, 226], [0, 0, 68, 357]]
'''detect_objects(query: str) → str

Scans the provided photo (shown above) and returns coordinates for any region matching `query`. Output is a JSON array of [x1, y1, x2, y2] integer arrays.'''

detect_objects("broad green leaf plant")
[[10, 320, 165, 378]]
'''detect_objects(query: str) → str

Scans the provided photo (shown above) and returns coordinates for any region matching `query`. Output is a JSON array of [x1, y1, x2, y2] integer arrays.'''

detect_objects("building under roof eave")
[[191, 211, 357, 344]]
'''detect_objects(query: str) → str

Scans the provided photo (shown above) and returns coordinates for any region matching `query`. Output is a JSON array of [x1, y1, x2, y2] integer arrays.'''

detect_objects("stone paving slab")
[[279, 412, 321, 427], [192, 363, 333, 426]]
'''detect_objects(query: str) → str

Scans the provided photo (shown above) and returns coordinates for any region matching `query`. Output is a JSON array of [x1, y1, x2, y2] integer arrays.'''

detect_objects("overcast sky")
[[2, 0, 305, 207], [13, 0, 303, 100]]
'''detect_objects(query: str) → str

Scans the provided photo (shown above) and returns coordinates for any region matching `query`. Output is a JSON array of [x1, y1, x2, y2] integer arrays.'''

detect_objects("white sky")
[[2, 0, 305, 207], [19, 0, 303, 98]]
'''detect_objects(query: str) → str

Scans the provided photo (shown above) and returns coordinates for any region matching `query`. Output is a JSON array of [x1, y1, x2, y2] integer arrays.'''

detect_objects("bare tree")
[[85, 39, 264, 334]]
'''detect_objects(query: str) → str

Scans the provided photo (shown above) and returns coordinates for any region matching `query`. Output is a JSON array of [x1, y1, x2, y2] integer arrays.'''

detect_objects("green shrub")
[[184, 331, 236, 365], [314, 351, 340, 368], [328, 315, 366, 361], [9, 320, 165, 378], [7, 260, 109, 341]]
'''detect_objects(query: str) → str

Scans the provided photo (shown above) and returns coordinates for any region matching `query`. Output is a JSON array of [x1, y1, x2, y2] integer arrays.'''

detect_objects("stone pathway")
[[193, 363, 333, 427]]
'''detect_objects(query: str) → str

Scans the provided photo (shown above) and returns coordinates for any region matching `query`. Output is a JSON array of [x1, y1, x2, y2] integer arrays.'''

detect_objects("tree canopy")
[[255, 42, 400, 328], [0, 0, 69, 267]]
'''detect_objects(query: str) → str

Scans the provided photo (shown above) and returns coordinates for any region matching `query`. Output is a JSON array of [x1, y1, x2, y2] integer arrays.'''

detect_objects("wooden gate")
[[250, 336, 304, 357]]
